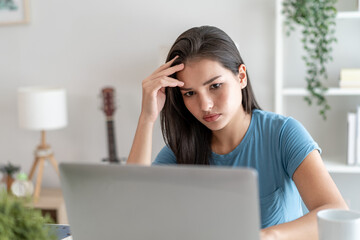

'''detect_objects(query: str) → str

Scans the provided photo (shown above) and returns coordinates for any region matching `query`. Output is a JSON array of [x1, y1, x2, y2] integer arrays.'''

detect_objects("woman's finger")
[[152, 63, 184, 80], [143, 76, 184, 92], [152, 55, 179, 75]]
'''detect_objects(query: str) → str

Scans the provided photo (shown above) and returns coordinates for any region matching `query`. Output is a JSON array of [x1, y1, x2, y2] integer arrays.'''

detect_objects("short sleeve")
[[152, 146, 177, 165], [280, 117, 321, 178]]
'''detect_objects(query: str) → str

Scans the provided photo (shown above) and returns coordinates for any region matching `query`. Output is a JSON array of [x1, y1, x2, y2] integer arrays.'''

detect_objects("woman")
[[127, 26, 347, 239]]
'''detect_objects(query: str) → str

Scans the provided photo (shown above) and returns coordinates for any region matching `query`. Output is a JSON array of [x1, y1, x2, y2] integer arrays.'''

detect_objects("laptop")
[[59, 163, 261, 240]]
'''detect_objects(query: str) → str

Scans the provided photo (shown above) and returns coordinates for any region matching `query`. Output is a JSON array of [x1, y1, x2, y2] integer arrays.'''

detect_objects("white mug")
[[317, 209, 360, 240]]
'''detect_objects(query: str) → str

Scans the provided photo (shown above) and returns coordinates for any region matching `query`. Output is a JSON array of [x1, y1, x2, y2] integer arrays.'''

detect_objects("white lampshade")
[[18, 87, 68, 130]]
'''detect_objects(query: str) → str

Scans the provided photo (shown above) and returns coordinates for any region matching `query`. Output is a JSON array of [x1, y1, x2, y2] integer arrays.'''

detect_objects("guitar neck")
[[106, 119, 119, 163]]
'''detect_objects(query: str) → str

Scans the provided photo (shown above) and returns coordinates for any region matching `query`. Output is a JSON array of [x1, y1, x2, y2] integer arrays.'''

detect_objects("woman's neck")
[[211, 109, 252, 155]]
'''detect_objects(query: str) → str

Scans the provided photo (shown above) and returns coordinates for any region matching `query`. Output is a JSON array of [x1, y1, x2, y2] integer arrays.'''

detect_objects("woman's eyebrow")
[[179, 75, 222, 91]]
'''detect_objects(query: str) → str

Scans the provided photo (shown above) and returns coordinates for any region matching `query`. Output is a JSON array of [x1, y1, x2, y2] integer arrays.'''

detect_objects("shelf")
[[275, 0, 360, 177], [337, 11, 360, 19], [282, 88, 360, 96], [324, 161, 360, 173]]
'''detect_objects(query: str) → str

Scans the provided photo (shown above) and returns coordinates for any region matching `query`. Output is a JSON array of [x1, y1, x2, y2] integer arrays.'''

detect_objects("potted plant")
[[0, 162, 21, 193], [0, 192, 57, 240], [282, 0, 338, 120]]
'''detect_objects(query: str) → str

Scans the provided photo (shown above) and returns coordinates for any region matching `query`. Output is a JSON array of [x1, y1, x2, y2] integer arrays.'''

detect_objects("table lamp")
[[18, 87, 67, 202]]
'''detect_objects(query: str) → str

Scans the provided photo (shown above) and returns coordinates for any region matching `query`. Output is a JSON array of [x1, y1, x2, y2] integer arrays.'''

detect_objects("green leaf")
[[0, 193, 57, 240]]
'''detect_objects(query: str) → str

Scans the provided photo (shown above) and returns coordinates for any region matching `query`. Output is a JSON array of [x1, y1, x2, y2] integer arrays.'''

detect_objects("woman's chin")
[[201, 119, 227, 131]]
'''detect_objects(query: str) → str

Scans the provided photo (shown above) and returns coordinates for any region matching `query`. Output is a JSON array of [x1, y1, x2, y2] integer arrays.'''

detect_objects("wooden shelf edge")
[[282, 88, 360, 96], [337, 11, 360, 19]]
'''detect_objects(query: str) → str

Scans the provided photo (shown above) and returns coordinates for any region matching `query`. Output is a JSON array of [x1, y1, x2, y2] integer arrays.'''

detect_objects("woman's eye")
[[184, 91, 194, 97], [210, 83, 222, 89]]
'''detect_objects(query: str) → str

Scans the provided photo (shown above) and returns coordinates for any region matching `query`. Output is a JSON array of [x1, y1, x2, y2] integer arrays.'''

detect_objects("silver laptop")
[[60, 163, 261, 240]]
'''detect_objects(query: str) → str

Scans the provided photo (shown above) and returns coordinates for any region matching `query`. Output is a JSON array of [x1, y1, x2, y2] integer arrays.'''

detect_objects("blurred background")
[[1, 0, 360, 192], [0, 0, 276, 187]]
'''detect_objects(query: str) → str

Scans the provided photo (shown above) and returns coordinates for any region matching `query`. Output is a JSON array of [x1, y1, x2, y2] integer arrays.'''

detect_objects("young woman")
[[127, 26, 348, 240]]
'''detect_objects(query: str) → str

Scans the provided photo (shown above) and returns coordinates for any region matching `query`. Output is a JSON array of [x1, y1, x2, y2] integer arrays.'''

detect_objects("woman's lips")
[[203, 114, 221, 122]]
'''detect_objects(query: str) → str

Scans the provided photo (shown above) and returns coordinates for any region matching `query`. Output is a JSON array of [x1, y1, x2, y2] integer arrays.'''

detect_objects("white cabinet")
[[275, 0, 360, 173]]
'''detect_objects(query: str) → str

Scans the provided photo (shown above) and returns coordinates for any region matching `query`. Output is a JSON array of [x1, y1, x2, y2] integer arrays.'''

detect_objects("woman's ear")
[[238, 64, 247, 89]]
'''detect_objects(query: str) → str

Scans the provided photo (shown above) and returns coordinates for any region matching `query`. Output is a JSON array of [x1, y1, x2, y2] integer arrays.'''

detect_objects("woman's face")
[[177, 58, 247, 131]]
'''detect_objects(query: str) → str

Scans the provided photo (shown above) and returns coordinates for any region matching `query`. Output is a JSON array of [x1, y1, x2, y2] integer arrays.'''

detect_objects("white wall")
[[0, 0, 276, 187]]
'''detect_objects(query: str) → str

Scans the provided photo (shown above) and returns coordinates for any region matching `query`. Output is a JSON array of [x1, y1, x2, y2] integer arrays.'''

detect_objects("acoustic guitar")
[[101, 87, 120, 163]]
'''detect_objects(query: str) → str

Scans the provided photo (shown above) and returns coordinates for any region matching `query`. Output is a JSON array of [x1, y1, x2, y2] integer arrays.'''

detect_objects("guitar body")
[[101, 87, 120, 163]]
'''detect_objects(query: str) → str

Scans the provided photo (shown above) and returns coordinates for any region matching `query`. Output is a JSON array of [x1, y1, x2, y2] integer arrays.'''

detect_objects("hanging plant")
[[0, 0, 18, 10], [282, 0, 338, 120]]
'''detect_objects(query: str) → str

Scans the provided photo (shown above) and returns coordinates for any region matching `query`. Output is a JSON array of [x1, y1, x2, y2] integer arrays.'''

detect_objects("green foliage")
[[0, 0, 18, 10], [282, 0, 338, 120], [0, 192, 57, 240], [0, 162, 20, 177]]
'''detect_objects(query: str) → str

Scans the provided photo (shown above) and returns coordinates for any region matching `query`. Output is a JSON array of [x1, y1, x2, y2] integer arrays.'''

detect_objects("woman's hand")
[[140, 56, 184, 124], [127, 57, 184, 165]]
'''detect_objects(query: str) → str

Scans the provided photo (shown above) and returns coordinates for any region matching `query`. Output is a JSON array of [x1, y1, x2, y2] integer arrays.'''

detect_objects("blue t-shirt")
[[152, 109, 321, 228]]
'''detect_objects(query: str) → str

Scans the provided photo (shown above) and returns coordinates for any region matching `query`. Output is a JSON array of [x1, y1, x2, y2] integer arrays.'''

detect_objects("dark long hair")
[[160, 26, 261, 165]]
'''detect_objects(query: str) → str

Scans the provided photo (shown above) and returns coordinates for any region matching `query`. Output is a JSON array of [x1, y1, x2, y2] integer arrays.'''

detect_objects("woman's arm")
[[261, 150, 348, 240], [126, 116, 156, 166], [126, 57, 184, 165]]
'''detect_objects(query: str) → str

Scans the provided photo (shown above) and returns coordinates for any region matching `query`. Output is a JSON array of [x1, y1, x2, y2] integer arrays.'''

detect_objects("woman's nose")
[[199, 93, 214, 112]]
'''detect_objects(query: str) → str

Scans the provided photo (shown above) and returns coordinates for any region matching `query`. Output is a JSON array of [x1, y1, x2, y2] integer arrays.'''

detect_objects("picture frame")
[[0, 0, 30, 25]]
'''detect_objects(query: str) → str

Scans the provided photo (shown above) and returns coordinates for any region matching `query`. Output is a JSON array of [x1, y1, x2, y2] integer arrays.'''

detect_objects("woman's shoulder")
[[252, 109, 313, 144], [152, 145, 177, 165], [252, 110, 309, 140], [252, 109, 292, 128]]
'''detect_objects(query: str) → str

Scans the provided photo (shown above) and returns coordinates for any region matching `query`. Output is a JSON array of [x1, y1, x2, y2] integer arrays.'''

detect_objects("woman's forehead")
[[177, 59, 232, 83]]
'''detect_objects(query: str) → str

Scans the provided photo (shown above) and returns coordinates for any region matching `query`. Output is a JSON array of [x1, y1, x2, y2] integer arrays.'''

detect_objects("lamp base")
[[28, 144, 59, 203]]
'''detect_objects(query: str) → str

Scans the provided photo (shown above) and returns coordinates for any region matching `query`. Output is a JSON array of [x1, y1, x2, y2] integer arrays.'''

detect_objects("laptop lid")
[[60, 163, 261, 240]]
